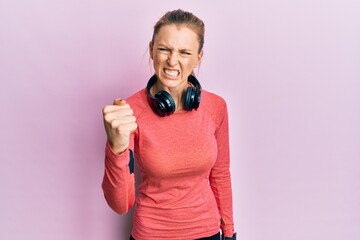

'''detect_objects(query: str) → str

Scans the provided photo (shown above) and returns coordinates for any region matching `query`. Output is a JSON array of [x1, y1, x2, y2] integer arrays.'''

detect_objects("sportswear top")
[[102, 88, 234, 240]]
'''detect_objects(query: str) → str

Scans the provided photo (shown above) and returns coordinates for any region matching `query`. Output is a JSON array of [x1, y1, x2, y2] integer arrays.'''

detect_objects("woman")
[[102, 9, 236, 240]]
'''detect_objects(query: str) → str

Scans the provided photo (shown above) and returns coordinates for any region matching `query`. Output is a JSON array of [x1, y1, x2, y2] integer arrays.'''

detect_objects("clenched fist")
[[102, 99, 138, 154]]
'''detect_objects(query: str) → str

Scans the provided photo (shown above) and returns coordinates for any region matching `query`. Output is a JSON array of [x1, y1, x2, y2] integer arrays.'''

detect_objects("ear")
[[194, 51, 204, 68], [149, 41, 154, 60]]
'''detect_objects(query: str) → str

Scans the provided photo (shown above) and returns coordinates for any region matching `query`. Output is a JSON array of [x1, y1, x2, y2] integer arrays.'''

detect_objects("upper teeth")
[[164, 69, 179, 77]]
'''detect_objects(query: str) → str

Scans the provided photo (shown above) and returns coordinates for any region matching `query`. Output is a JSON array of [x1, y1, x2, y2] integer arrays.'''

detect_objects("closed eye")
[[158, 48, 170, 52], [180, 51, 191, 55]]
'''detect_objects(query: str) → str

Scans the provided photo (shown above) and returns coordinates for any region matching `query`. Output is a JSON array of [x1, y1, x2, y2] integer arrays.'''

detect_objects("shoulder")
[[200, 90, 227, 112], [200, 90, 228, 123], [125, 88, 148, 117]]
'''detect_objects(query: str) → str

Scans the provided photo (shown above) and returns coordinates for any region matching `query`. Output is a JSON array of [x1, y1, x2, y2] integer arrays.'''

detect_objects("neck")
[[151, 82, 187, 111], [168, 89, 184, 111]]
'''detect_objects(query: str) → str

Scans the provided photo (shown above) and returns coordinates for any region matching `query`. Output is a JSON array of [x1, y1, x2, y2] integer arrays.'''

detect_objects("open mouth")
[[163, 68, 180, 78]]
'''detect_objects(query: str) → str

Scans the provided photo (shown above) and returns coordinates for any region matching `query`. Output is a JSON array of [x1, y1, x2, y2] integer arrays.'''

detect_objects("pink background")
[[1, 1, 359, 239]]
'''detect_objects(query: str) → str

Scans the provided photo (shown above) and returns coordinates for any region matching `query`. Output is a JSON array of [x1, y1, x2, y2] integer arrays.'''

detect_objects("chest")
[[135, 111, 218, 179]]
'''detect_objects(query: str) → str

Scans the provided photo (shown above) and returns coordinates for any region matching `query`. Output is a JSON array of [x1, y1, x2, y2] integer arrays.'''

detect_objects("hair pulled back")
[[152, 9, 205, 53]]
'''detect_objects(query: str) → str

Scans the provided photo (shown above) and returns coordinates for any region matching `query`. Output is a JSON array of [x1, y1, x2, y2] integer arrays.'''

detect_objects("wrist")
[[108, 141, 127, 155]]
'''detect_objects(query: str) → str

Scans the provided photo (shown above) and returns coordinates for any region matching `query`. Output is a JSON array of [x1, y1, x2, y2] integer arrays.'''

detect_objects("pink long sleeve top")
[[102, 89, 234, 240]]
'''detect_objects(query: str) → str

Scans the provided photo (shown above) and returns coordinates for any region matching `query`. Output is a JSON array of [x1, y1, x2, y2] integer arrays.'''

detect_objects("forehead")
[[154, 24, 199, 49]]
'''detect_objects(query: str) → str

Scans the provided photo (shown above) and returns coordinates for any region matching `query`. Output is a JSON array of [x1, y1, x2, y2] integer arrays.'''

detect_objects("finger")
[[121, 122, 138, 133], [114, 98, 127, 106], [104, 108, 134, 121], [106, 115, 136, 125], [129, 122, 138, 132], [103, 104, 131, 114], [110, 121, 138, 133]]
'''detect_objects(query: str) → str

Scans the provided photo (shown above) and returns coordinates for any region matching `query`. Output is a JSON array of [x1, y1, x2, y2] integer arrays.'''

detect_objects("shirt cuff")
[[105, 141, 130, 167]]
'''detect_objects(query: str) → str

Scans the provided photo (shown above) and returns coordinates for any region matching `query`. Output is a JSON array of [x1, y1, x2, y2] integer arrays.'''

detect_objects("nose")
[[167, 52, 179, 66]]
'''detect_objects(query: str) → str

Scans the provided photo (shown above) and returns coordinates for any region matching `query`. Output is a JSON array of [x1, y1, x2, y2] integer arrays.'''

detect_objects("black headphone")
[[146, 74, 202, 117]]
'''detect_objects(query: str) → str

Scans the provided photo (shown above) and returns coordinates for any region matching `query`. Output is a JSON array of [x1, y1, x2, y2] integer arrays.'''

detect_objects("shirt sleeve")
[[101, 136, 135, 215], [209, 101, 235, 237]]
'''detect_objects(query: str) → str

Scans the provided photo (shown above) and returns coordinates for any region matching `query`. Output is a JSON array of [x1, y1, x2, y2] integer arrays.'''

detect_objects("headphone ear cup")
[[193, 88, 201, 110], [155, 90, 176, 116], [183, 86, 196, 111], [146, 74, 201, 116]]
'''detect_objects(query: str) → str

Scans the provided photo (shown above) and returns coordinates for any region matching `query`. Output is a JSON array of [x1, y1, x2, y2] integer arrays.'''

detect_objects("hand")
[[102, 99, 138, 154], [222, 232, 237, 240]]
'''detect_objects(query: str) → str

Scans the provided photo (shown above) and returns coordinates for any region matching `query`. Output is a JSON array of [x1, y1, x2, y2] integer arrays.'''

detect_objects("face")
[[149, 24, 203, 92]]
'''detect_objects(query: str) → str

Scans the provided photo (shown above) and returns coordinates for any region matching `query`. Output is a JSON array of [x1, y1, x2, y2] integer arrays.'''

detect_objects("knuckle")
[[116, 126, 124, 134], [129, 108, 134, 115], [102, 106, 108, 114], [110, 121, 118, 129], [104, 114, 111, 122]]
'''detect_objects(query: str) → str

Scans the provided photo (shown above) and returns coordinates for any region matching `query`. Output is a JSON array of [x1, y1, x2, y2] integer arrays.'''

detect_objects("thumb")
[[113, 98, 127, 106]]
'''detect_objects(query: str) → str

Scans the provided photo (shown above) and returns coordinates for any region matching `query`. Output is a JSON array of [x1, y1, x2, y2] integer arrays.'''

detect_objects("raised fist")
[[102, 99, 138, 154]]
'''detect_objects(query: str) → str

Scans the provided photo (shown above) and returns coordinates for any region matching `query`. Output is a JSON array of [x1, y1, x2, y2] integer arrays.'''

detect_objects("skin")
[[103, 99, 137, 154], [149, 24, 203, 111], [103, 24, 203, 154]]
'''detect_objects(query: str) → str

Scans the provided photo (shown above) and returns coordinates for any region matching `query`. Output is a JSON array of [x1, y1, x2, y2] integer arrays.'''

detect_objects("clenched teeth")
[[164, 69, 179, 77]]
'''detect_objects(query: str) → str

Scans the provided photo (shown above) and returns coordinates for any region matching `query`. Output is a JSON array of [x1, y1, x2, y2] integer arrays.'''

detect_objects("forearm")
[[102, 141, 135, 214], [210, 169, 234, 237]]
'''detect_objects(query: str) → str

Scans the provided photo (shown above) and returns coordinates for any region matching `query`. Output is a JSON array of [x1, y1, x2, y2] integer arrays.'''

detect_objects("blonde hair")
[[152, 9, 205, 53]]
